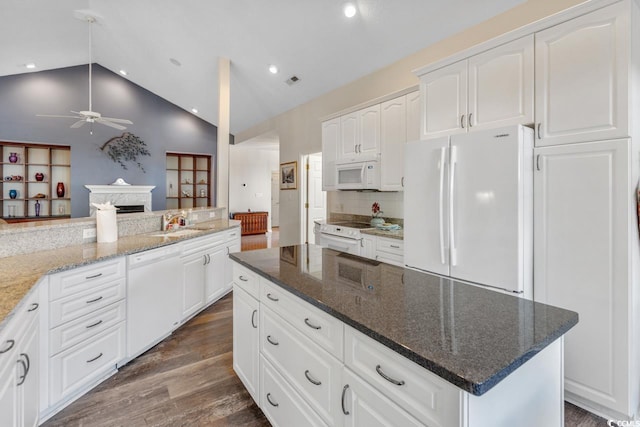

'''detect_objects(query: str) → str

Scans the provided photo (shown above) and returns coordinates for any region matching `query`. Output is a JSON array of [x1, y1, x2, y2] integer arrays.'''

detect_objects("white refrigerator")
[[404, 125, 533, 296]]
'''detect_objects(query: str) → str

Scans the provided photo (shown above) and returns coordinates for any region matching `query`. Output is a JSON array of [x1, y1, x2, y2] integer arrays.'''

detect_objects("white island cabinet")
[[230, 255, 572, 427]]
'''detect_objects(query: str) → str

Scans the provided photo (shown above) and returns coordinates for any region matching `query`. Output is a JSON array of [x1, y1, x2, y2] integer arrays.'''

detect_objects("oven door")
[[317, 232, 361, 256]]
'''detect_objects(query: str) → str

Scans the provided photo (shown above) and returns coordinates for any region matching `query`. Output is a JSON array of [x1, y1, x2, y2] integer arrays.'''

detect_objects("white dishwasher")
[[126, 244, 182, 360]]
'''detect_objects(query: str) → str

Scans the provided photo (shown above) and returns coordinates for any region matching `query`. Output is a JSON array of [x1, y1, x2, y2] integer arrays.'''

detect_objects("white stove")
[[314, 221, 373, 255]]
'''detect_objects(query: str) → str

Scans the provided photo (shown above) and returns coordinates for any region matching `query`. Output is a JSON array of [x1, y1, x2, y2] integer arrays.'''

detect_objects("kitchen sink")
[[148, 228, 203, 238]]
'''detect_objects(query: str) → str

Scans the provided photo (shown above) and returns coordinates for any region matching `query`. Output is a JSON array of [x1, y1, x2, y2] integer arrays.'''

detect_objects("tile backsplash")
[[327, 191, 403, 219]]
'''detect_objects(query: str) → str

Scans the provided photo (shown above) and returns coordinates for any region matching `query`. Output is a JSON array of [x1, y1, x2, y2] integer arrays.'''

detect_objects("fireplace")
[[85, 184, 156, 216]]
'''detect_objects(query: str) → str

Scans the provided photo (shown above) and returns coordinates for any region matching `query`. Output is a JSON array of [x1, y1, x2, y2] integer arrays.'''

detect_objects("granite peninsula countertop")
[[230, 244, 578, 396], [0, 219, 240, 330]]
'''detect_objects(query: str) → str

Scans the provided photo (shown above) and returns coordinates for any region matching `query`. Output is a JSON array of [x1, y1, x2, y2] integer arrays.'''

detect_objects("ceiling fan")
[[37, 13, 133, 133]]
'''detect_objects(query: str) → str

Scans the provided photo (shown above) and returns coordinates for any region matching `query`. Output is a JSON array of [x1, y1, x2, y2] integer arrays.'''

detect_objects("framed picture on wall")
[[280, 161, 297, 190]]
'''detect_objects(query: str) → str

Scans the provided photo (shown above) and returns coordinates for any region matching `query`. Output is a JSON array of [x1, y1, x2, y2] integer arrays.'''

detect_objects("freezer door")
[[404, 138, 450, 276], [449, 126, 525, 292]]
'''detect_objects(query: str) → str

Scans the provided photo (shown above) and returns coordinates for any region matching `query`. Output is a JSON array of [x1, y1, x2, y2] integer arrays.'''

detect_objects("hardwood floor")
[[43, 271, 607, 427], [43, 294, 270, 427], [241, 227, 279, 251]]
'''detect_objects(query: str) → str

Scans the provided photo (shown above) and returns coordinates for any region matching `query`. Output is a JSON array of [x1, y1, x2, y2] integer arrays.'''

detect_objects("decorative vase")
[[9, 189, 17, 199], [8, 152, 18, 163], [35, 172, 44, 182], [35, 200, 40, 217], [370, 217, 385, 227], [56, 182, 65, 198]]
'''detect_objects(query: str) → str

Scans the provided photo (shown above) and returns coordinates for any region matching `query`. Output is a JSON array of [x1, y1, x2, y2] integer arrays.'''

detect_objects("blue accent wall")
[[0, 64, 218, 217]]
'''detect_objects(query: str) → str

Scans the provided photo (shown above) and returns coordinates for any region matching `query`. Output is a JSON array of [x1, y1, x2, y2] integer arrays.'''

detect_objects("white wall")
[[235, 0, 587, 245], [229, 146, 279, 229]]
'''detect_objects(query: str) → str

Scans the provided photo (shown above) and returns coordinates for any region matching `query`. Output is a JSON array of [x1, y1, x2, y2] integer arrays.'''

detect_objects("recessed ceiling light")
[[25, 63, 36, 69], [119, 69, 128, 76], [269, 65, 278, 74], [191, 108, 199, 114], [169, 58, 182, 67], [344, 3, 357, 18]]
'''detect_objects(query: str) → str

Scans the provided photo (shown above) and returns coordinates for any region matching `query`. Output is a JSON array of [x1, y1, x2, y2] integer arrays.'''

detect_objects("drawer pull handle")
[[17, 355, 29, 386], [266, 392, 279, 407], [85, 273, 103, 280], [390, 245, 400, 249], [27, 303, 39, 312], [266, 335, 279, 346], [86, 296, 103, 304], [376, 365, 405, 386], [266, 293, 279, 302], [341, 384, 350, 415], [251, 310, 258, 329], [304, 318, 321, 330], [304, 370, 322, 386], [239, 275, 249, 282], [87, 353, 103, 363], [0, 339, 15, 354], [86, 320, 103, 329]]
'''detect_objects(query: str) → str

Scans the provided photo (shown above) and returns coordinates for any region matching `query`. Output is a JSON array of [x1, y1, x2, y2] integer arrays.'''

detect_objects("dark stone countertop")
[[230, 244, 578, 396]]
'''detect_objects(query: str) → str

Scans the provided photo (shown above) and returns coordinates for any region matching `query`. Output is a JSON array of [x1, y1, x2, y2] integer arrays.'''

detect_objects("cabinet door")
[[360, 235, 375, 260], [340, 112, 359, 161], [321, 118, 340, 191], [380, 97, 406, 191], [358, 105, 381, 157], [0, 357, 18, 427], [468, 35, 533, 130], [341, 368, 423, 427], [534, 139, 630, 413], [225, 240, 241, 291], [405, 91, 420, 142], [181, 253, 206, 320], [534, 2, 629, 146], [205, 246, 227, 303], [419, 60, 467, 139], [232, 285, 260, 403], [17, 315, 38, 427]]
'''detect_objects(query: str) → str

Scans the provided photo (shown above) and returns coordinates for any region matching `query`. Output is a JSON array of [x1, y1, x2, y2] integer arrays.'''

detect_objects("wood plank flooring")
[[240, 227, 279, 252]]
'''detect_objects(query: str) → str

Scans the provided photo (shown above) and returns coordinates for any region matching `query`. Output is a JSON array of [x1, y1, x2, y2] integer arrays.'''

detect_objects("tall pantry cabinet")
[[532, 0, 639, 420]]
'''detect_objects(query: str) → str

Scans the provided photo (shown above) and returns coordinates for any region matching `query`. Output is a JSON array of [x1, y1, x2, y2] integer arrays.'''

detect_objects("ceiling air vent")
[[285, 75, 300, 86]]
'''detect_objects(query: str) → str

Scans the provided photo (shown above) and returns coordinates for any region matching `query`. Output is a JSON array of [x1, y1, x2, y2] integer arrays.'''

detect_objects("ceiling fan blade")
[[99, 117, 133, 125], [96, 118, 127, 130], [36, 114, 81, 119], [70, 120, 87, 129]]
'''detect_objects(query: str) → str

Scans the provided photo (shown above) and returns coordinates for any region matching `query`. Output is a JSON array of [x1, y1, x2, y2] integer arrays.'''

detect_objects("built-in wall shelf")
[[0, 142, 71, 222], [166, 152, 211, 210]]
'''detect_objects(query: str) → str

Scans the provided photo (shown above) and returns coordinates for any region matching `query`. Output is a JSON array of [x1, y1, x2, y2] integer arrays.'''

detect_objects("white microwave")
[[336, 160, 380, 190]]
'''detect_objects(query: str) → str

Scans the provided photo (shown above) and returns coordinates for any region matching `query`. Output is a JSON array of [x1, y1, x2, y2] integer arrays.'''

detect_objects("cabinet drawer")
[[182, 232, 225, 256], [261, 306, 342, 426], [50, 321, 125, 403], [261, 280, 343, 359], [344, 325, 462, 427], [375, 237, 404, 254], [226, 228, 240, 242], [232, 262, 259, 299], [49, 300, 126, 356], [49, 257, 125, 301], [260, 355, 328, 427], [49, 279, 126, 328]]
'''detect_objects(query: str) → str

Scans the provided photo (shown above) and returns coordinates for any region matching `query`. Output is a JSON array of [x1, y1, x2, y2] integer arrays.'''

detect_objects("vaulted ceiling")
[[1, 0, 523, 134]]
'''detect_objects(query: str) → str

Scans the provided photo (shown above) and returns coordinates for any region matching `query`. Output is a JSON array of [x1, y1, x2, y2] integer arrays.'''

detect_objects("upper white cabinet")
[[419, 35, 534, 139], [534, 2, 629, 146], [321, 118, 340, 191], [339, 105, 381, 162], [380, 96, 406, 191], [405, 90, 421, 142], [534, 138, 632, 415]]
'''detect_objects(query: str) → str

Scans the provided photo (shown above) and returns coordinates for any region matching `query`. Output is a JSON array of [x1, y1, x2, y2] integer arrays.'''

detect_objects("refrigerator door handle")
[[449, 146, 458, 266], [438, 147, 447, 265]]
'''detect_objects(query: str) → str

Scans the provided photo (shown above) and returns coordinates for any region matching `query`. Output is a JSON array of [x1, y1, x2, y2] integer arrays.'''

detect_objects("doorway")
[[301, 152, 326, 244]]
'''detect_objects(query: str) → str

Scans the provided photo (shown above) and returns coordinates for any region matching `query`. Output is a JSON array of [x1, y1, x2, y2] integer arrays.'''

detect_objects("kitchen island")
[[230, 244, 578, 426]]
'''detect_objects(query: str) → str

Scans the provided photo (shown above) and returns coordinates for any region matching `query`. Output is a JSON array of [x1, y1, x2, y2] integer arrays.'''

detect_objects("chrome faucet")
[[162, 212, 185, 231]]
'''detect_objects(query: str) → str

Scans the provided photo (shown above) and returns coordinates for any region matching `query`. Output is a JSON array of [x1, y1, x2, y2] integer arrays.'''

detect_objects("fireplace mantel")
[[85, 184, 156, 216]]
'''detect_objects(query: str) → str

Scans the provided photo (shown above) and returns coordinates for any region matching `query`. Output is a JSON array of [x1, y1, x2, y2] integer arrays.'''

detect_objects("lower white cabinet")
[[341, 367, 423, 427], [233, 284, 260, 403], [0, 290, 40, 427], [360, 235, 404, 267], [534, 138, 634, 416]]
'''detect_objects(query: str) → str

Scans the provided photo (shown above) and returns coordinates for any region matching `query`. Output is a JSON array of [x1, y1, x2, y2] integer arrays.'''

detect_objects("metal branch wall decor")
[[100, 132, 150, 172]]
